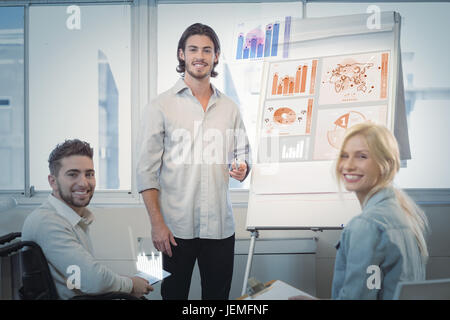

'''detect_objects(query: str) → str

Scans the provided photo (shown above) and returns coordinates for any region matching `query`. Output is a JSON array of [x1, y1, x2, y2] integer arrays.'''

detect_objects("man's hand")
[[141, 189, 178, 257], [130, 276, 154, 298], [229, 160, 247, 182], [151, 218, 177, 257]]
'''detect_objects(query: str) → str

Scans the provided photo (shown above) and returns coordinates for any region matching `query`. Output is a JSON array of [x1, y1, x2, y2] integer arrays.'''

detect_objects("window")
[[1, 1, 448, 204], [0, 6, 24, 191], [157, 1, 303, 189], [28, 4, 132, 191]]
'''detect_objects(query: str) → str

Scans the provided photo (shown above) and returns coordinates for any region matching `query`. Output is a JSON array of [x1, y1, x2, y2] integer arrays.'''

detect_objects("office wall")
[[0, 200, 449, 299]]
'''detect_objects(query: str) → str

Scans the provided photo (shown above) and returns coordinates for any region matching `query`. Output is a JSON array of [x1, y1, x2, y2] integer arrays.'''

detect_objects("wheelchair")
[[0, 232, 142, 300]]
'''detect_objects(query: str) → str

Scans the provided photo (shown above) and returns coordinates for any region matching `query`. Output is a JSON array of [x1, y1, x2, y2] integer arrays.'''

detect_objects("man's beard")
[[56, 181, 93, 208], [185, 62, 214, 80]]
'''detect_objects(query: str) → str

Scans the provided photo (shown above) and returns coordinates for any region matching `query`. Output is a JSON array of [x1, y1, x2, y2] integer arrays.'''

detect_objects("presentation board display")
[[246, 12, 405, 230]]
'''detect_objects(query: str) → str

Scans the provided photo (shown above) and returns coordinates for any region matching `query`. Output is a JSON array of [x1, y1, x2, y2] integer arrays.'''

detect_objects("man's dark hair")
[[48, 139, 93, 176], [176, 23, 221, 78]]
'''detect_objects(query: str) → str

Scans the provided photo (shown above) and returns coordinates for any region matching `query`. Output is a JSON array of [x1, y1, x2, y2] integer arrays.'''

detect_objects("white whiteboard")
[[246, 12, 405, 230]]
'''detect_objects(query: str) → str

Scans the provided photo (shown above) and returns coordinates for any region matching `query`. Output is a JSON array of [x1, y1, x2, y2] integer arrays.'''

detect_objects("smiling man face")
[[178, 34, 219, 81], [49, 155, 96, 216]]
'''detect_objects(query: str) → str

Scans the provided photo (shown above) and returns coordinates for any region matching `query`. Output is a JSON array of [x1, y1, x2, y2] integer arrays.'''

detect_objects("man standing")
[[137, 23, 251, 300], [22, 139, 153, 299]]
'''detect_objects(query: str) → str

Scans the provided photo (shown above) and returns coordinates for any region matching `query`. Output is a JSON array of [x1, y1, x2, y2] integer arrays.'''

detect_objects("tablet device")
[[135, 270, 171, 285]]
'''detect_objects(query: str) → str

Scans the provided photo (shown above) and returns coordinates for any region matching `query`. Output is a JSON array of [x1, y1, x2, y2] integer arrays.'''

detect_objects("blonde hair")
[[335, 122, 429, 257]]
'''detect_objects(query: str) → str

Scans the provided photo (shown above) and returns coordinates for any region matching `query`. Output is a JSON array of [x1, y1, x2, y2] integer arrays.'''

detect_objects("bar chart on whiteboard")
[[267, 59, 318, 99], [234, 16, 292, 61]]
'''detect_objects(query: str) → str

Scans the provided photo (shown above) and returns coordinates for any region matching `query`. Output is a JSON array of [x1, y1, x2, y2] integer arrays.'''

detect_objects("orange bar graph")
[[300, 65, 308, 93], [288, 77, 294, 94], [309, 59, 318, 94], [282, 76, 289, 95], [272, 73, 279, 95], [295, 66, 301, 93], [380, 53, 389, 99], [277, 83, 283, 95], [271, 62, 314, 96], [306, 99, 313, 134]]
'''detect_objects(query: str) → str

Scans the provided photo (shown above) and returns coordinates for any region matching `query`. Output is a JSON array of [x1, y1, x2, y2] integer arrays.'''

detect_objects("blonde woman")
[[330, 122, 429, 299], [290, 122, 429, 300]]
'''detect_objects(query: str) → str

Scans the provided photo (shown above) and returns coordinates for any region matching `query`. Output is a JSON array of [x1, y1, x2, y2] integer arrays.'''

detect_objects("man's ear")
[[178, 48, 185, 61], [48, 174, 57, 192], [214, 51, 220, 64]]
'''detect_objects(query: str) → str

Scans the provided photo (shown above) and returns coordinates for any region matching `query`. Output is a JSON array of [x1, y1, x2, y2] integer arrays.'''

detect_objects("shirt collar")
[[364, 186, 396, 210], [172, 77, 221, 99], [47, 194, 94, 227]]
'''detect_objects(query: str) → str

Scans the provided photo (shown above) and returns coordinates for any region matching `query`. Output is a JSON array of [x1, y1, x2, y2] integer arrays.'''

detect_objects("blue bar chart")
[[235, 16, 291, 61]]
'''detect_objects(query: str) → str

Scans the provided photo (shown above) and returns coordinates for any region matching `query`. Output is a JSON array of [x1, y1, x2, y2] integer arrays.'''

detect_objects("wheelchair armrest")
[[70, 292, 145, 300], [0, 240, 37, 257], [0, 232, 21, 245]]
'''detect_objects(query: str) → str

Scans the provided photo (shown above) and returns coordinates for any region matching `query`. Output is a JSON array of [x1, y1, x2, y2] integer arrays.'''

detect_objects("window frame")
[[1, 1, 140, 205]]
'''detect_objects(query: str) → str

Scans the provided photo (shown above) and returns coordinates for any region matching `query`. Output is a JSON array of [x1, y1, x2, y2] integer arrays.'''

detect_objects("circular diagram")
[[273, 107, 296, 125], [327, 110, 366, 149]]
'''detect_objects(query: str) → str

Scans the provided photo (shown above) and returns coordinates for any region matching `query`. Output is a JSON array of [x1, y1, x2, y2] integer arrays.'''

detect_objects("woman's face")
[[338, 134, 381, 204]]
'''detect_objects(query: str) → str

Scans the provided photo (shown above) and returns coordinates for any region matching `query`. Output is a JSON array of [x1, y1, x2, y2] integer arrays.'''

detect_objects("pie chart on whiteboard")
[[327, 110, 366, 149], [273, 107, 297, 125], [313, 105, 387, 160]]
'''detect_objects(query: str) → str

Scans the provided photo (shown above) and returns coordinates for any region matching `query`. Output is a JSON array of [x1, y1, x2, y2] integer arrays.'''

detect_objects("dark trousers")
[[161, 234, 235, 300]]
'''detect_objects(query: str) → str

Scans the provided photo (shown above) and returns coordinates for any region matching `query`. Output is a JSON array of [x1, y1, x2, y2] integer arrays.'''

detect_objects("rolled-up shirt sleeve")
[[136, 101, 165, 192]]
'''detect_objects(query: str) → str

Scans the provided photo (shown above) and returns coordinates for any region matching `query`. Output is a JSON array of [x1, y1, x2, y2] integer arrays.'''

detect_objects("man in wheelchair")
[[20, 139, 153, 299]]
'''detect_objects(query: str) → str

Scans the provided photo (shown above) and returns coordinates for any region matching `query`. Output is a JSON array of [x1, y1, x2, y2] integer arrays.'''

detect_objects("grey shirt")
[[332, 187, 427, 299], [136, 78, 251, 240], [22, 195, 133, 299]]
